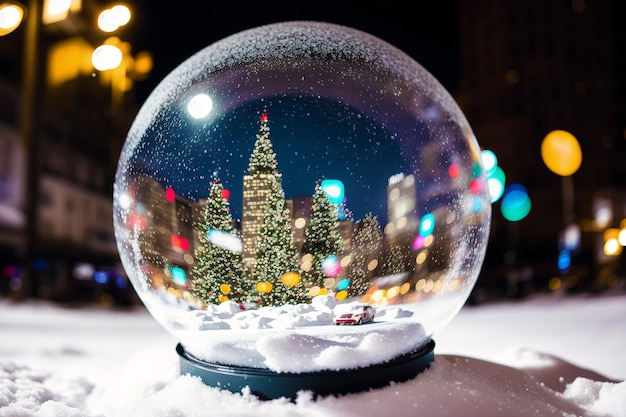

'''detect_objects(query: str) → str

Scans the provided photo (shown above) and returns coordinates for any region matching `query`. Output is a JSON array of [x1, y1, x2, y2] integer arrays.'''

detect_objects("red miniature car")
[[333, 303, 376, 325]]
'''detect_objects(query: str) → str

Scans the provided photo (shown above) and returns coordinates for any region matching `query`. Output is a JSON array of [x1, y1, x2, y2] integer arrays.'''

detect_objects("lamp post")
[[5, 0, 147, 298], [541, 130, 582, 224], [541, 130, 583, 277], [19, 0, 43, 298]]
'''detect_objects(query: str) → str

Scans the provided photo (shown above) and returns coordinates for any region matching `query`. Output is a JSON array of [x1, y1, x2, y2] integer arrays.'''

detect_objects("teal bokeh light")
[[500, 184, 531, 221], [419, 213, 436, 236], [321, 179, 345, 205]]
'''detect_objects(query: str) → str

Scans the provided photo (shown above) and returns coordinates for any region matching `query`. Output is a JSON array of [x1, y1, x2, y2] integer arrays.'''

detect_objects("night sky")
[[123, 1, 462, 222], [133, 96, 408, 220], [129, 1, 460, 103]]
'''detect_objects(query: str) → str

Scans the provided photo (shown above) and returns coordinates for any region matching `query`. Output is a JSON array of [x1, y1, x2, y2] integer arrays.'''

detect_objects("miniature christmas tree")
[[191, 176, 247, 306], [302, 181, 343, 288], [241, 109, 282, 273], [251, 177, 305, 306]]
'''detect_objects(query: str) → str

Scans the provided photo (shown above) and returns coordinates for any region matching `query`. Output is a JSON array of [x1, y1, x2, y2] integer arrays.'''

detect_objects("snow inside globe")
[[113, 21, 491, 398]]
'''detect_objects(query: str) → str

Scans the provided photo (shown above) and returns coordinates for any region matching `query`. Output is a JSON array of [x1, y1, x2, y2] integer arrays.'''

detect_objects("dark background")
[[1, 0, 624, 304]]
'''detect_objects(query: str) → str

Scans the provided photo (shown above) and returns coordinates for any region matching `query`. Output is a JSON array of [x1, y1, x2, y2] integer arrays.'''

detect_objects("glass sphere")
[[113, 21, 491, 373]]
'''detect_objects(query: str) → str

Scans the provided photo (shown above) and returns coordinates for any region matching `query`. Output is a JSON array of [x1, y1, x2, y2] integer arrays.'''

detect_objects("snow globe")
[[113, 21, 491, 399]]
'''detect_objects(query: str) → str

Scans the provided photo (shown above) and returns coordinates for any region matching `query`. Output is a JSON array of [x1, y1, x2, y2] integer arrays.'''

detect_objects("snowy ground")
[[1, 291, 625, 417]]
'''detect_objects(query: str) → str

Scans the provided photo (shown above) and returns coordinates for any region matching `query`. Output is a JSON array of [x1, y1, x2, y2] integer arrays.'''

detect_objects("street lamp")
[[97, 4, 130, 32], [541, 129, 583, 277], [11, 0, 144, 298], [541, 129, 582, 225]]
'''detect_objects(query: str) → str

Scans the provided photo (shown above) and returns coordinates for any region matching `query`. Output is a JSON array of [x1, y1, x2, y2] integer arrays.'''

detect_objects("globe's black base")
[[177, 339, 435, 401]]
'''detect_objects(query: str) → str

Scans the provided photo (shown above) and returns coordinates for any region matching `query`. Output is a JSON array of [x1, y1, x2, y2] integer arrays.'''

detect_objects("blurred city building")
[[455, 0, 626, 298], [1, 0, 624, 303], [0, 0, 149, 304]]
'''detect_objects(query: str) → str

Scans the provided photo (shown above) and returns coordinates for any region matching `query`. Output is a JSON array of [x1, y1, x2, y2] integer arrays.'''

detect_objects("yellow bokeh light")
[[323, 278, 335, 288], [336, 290, 348, 301], [308, 286, 321, 297], [400, 282, 411, 294], [415, 279, 425, 291], [318, 288, 328, 295], [281, 272, 301, 287], [541, 130, 582, 176], [294, 217, 307, 229], [416, 251, 428, 265], [618, 229, 626, 247], [371, 289, 386, 301], [43, 0, 74, 25], [604, 238, 622, 256], [387, 286, 400, 298], [548, 277, 561, 291], [424, 234, 434, 247], [47, 37, 93, 87], [134, 51, 153, 78], [256, 281, 273, 293], [603, 228, 619, 241], [0, 3, 26, 36], [218, 294, 229, 303], [220, 284, 231, 295], [367, 259, 378, 271]]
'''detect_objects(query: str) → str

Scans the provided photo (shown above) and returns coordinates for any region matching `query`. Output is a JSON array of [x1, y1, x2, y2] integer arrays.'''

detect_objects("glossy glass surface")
[[113, 21, 491, 372]]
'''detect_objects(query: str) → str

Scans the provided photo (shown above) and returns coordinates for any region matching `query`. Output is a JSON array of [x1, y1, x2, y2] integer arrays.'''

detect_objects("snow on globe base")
[[113, 21, 491, 398]]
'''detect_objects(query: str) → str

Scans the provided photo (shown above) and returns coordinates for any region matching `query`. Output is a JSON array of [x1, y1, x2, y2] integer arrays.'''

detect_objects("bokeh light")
[[0, 2, 25, 36], [281, 272, 301, 287], [187, 94, 213, 119], [481, 150, 497, 176], [500, 184, 531, 221], [321, 179, 345, 206], [448, 163, 459, 179], [419, 213, 435, 236], [541, 130, 582, 176]]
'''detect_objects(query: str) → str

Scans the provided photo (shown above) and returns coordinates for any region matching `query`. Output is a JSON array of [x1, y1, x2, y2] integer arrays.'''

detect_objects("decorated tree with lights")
[[347, 212, 383, 295], [248, 109, 278, 176], [382, 244, 409, 276], [302, 181, 343, 288], [251, 177, 304, 306], [191, 176, 247, 306]]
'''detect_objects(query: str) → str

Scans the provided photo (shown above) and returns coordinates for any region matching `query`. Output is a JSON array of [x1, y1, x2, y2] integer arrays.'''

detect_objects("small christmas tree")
[[251, 177, 305, 306], [347, 212, 383, 295], [191, 176, 247, 306], [302, 181, 343, 288]]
